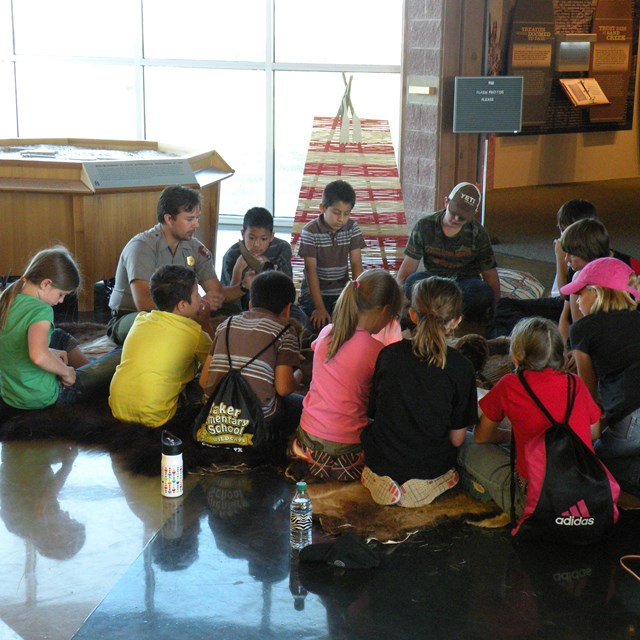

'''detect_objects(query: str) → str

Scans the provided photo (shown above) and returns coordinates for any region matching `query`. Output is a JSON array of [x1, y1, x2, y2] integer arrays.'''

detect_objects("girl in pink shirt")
[[288, 269, 402, 481]]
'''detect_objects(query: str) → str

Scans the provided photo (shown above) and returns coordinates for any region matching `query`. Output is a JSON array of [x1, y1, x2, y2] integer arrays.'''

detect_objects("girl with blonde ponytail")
[[287, 269, 402, 482], [362, 277, 477, 507], [561, 256, 640, 496], [459, 316, 601, 519]]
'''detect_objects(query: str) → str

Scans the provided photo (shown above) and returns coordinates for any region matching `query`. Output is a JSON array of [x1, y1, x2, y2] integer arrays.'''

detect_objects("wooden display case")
[[0, 138, 233, 311]]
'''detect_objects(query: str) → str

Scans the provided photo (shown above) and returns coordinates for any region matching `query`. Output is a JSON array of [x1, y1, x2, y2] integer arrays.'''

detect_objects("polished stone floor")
[[1, 442, 639, 640]]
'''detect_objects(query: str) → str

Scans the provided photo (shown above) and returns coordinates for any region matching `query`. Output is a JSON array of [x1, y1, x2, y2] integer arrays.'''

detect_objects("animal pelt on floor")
[[307, 481, 503, 543], [0, 320, 290, 475], [0, 398, 276, 477]]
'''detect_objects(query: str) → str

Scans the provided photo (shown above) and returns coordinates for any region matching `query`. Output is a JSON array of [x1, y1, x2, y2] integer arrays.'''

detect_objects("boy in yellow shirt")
[[109, 265, 212, 427]]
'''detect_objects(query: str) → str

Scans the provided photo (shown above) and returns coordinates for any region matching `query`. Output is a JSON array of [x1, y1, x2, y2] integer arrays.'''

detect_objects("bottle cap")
[[162, 430, 183, 455], [295, 481, 307, 492]]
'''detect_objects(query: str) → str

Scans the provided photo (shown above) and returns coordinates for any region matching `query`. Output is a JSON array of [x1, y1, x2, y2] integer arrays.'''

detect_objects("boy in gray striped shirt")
[[298, 180, 366, 330]]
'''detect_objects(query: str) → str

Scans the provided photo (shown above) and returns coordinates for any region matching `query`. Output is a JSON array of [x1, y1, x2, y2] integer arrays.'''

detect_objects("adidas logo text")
[[556, 499, 594, 526], [555, 515, 595, 526]]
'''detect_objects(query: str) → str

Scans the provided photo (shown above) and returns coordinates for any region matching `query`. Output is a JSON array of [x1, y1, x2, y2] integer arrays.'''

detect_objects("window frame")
[[1, 0, 402, 221]]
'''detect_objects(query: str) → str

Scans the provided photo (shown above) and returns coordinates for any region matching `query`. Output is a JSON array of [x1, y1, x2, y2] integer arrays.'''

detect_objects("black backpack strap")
[[224, 316, 291, 372], [510, 371, 576, 525], [517, 371, 576, 428], [564, 374, 576, 424], [509, 428, 517, 526], [224, 316, 234, 370]]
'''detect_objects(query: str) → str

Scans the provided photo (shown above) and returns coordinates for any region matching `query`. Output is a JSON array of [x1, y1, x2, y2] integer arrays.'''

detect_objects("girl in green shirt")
[[0, 246, 117, 413]]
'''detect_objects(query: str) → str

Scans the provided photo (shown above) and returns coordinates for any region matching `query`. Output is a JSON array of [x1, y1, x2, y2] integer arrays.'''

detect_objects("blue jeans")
[[596, 407, 640, 459], [487, 296, 564, 338], [299, 293, 339, 323], [404, 271, 494, 322], [289, 303, 312, 332], [50, 327, 80, 352], [595, 406, 640, 497], [458, 439, 526, 518], [58, 348, 122, 404]]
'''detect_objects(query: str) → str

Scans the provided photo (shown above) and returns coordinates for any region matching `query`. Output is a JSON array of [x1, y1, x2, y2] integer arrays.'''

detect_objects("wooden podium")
[[0, 138, 233, 311]]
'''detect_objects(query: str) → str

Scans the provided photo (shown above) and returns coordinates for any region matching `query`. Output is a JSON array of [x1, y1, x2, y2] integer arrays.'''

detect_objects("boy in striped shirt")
[[298, 180, 366, 331]]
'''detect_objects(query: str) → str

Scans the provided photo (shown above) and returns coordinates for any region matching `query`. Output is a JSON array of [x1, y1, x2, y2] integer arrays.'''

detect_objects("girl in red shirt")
[[459, 316, 601, 518]]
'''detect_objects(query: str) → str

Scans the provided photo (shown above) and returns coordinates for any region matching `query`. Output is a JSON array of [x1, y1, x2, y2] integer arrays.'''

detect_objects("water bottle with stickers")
[[290, 481, 312, 549], [161, 430, 183, 497]]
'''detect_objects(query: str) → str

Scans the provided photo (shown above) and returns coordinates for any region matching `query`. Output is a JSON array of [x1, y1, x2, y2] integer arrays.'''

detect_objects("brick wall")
[[401, 0, 444, 229]]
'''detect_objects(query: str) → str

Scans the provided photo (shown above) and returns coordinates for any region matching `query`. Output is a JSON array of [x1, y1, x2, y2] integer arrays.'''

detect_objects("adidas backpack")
[[510, 372, 620, 545]]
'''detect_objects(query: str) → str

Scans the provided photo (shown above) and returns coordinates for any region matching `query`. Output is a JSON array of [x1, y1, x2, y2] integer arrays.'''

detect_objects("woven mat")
[[307, 480, 503, 543], [290, 116, 408, 288]]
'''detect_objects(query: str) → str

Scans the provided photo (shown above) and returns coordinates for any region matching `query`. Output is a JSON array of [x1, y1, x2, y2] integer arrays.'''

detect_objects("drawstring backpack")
[[194, 316, 290, 451], [509, 371, 620, 544]]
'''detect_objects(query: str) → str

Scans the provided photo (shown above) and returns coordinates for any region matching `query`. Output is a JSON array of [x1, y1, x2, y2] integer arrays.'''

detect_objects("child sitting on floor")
[[458, 317, 601, 518], [200, 270, 304, 460], [557, 218, 611, 341], [288, 268, 403, 482], [109, 264, 212, 428], [297, 179, 367, 330], [0, 245, 120, 416], [221, 206, 309, 328], [561, 257, 640, 497], [488, 198, 598, 338], [361, 277, 477, 507]]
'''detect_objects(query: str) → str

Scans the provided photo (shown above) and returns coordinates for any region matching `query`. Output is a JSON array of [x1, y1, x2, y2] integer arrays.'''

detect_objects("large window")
[[1, 0, 403, 220]]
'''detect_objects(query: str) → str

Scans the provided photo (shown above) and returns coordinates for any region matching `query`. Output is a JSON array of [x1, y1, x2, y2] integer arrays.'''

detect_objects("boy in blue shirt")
[[221, 207, 309, 328]]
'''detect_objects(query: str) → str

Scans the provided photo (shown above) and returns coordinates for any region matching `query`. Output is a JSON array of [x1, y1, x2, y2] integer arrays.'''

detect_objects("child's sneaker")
[[398, 468, 459, 508], [361, 466, 401, 506]]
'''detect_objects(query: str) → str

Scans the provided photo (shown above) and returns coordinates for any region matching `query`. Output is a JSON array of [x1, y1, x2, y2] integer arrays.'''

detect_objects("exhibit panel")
[[488, 0, 638, 135]]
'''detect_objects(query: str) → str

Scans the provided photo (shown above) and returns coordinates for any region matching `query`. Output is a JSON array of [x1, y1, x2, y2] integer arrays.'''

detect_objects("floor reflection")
[[77, 464, 640, 640], [2, 440, 639, 640], [74, 466, 329, 639], [1, 442, 86, 563], [0, 442, 163, 640]]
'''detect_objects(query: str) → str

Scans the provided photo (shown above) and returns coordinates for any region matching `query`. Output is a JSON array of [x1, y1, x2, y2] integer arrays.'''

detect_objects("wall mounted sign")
[[453, 76, 523, 133]]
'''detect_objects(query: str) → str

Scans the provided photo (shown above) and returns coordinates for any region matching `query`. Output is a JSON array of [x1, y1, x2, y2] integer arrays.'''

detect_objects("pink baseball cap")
[[560, 256, 639, 298]]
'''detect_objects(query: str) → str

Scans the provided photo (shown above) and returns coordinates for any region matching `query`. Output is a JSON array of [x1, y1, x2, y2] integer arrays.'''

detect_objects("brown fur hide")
[[307, 481, 503, 542]]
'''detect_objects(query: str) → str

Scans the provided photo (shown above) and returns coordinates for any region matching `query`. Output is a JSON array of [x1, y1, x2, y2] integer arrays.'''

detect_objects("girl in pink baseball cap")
[[561, 256, 640, 496]]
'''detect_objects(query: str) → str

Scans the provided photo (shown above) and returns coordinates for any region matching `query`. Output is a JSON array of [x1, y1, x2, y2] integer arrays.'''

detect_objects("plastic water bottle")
[[161, 430, 183, 497], [290, 481, 312, 549]]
